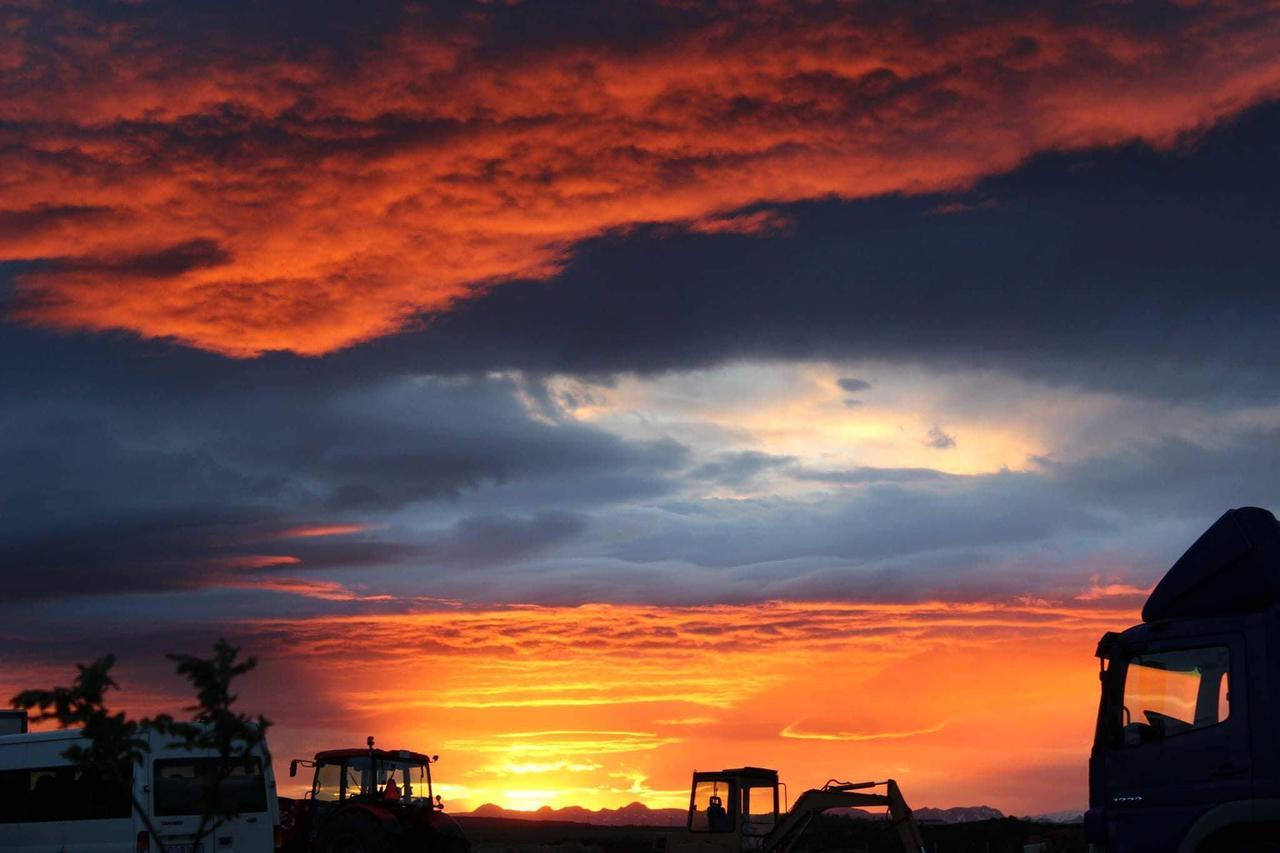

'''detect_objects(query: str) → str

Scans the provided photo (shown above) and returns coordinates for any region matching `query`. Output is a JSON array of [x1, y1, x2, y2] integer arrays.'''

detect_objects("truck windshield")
[[1123, 646, 1230, 744]]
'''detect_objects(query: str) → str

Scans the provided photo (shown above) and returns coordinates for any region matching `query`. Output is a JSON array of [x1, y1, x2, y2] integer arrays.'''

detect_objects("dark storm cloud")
[[289, 101, 1280, 401], [925, 426, 957, 450], [0, 363, 685, 601], [48, 239, 233, 279], [689, 451, 796, 487], [0, 206, 115, 241], [417, 512, 588, 569], [0, 513, 414, 602], [836, 378, 872, 394], [4, 100, 1280, 402], [1, 23, 1279, 612], [533, 431, 1280, 605], [5, 0, 1280, 356], [792, 467, 952, 486], [4, 96, 1280, 603]]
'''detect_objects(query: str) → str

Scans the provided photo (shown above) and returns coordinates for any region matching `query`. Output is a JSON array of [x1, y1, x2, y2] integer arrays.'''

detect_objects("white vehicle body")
[[0, 726, 279, 853]]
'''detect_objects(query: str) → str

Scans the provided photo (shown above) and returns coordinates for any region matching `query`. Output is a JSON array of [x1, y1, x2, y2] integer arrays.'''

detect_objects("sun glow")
[[233, 596, 1142, 815], [545, 363, 1051, 481]]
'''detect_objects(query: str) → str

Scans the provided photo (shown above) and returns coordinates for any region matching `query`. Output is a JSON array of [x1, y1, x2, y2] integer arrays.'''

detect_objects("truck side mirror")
[[290, 760, 299, 778]]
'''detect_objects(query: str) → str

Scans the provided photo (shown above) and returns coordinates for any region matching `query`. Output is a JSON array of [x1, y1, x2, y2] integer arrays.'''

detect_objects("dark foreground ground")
[[454, 814, 1087, 853]]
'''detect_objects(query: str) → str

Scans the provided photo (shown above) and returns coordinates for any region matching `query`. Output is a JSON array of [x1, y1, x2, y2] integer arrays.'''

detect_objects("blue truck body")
[[1087, 507, 1280, 852]]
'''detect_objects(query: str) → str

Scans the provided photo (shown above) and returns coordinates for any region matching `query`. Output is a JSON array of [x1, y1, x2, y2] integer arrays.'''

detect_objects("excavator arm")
[[763, 779, 924, 853]]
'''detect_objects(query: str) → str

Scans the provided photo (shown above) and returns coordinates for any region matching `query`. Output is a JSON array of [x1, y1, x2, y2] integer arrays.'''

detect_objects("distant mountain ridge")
[[463, 801, 687, 826], [1022, 809, 1085, 824], [827, 805, 1005, 824], [458, 801, 1007, 826]]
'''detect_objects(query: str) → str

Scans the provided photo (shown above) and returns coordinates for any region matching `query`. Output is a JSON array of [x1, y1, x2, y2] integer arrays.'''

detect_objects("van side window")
[[0, 769, 25, 823], [0, 764, 132, 823], [154, 758, 268, 816], [1123, 646, 1230, 745]]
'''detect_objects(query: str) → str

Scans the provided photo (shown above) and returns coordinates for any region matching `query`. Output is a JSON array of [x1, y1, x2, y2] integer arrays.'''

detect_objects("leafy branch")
[[11, 640, 271, 852]]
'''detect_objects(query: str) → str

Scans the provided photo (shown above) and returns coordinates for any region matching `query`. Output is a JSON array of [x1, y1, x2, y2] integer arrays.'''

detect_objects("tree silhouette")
[[11, 639, 270, 851]]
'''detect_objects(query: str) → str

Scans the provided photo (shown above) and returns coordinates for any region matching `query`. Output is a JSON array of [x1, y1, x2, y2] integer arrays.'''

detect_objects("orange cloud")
[[3, 2, 1280, 355], [224, 597, 1136, 814], [1075, 577, 1153, 601], [219, 576, 395, 602], [214, 554, 301, 570], [780, 721, 948, 742], [3, 596, 1138, 814], [276, 524, 370, 539]]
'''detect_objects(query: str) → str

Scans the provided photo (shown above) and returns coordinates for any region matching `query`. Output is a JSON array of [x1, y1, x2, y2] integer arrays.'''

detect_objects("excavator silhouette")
[[665, 767, 924, 853]]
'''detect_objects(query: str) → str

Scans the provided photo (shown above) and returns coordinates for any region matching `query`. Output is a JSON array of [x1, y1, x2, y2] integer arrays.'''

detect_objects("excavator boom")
[[764, 779, 924, 853], [668, 768, 923, 853]]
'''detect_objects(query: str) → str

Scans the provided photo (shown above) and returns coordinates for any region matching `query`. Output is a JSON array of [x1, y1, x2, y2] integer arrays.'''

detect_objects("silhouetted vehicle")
[[0, 710, 27, 736], [664, 766, 924, 853], [1087, 507, 1280, 852], [0, 722, 279, 853], [281, 737, 468, 853]]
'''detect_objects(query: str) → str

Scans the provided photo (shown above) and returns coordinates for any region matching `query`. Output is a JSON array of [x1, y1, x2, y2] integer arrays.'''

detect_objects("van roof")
[[0, 728, 85, 746], [0, 726, 272, 754]]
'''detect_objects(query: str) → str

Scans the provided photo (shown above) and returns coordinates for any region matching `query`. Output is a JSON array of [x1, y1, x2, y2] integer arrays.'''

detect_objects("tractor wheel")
[[318, 811, 400, 853], [431, 834, 471, 853]]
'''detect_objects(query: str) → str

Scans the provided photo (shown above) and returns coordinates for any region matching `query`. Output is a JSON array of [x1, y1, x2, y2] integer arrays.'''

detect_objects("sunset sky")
[[3, 0, 1280, 819]]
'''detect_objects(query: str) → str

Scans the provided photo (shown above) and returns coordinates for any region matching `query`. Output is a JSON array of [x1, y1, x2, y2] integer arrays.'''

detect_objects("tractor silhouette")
[[281, 737, 469, 853]]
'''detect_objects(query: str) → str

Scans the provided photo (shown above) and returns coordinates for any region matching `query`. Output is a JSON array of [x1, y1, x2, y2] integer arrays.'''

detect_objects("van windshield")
[[153, 757, 268, 816]]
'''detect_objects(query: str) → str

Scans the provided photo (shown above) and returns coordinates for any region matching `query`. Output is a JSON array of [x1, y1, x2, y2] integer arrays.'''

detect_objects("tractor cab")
[[293, 744, 440, 809], [677, 767, 780, 853], [281, 737, 467, 853]]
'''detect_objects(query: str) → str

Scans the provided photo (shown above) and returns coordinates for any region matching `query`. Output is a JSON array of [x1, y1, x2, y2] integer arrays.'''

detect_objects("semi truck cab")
[[1087, 507, 1280, 853]]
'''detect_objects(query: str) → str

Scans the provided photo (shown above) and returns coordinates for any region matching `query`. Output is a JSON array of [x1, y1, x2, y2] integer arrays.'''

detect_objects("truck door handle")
[[1211, 763, 1247, 778]]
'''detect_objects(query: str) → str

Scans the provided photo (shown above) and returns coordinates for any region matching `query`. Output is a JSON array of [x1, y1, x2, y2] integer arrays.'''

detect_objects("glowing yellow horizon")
[[228, 595, 1145, 815]]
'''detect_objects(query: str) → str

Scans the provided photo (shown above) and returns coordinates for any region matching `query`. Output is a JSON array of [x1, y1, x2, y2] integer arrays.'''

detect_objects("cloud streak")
[[780, 721, 948, 742], [4, 0, 1280, 355], [0, 596, 1132, 813]]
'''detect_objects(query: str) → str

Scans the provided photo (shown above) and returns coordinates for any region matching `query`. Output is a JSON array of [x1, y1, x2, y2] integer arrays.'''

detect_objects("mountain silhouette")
[[460, 802, 1005, 826]]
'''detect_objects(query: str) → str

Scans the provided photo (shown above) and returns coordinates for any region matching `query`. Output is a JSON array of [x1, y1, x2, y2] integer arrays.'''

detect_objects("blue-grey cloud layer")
[[3, 100, 1280, 611]]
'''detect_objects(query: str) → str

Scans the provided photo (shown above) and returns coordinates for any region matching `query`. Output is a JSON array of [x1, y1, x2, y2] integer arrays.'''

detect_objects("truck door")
[[1105, 635, 1249, 853]]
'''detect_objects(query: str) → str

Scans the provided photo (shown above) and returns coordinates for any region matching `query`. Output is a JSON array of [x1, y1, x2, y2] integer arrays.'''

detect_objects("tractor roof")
[[315, 748, 433, 763]]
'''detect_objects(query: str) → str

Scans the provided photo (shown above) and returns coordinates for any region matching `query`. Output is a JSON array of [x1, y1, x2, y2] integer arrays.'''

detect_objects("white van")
[[0, 726, 280, 852]]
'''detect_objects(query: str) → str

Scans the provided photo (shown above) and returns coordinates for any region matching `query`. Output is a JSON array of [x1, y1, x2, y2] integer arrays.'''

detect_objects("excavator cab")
[[679, 768, 779, 853]]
